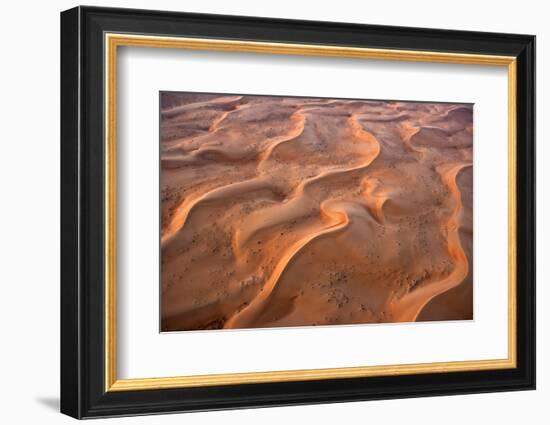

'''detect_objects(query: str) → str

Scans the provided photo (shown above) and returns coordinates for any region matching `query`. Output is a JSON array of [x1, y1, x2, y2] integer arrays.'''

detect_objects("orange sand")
[[159, 93, 473, 331]]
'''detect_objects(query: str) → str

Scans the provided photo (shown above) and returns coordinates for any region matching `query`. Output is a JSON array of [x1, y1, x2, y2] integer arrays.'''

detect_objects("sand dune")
[[160, 93, 473, 331]]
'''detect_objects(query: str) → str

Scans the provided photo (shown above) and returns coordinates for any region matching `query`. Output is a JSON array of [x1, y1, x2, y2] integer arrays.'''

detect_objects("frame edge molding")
[[60, 6, 536, 419]]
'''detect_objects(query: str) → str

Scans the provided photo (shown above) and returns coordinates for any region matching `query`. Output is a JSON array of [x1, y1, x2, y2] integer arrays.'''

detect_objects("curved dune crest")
[[161, 95, 244, 118], [235, 116, 380, 248], [256, 110, 307, 170], [161, 110, 309, 246], [361, 177, 392, 224], [226, 200, 355, 328], [162, 176, 278, 247], [160, 95, 473, 331], [390, 162, 472, 322]]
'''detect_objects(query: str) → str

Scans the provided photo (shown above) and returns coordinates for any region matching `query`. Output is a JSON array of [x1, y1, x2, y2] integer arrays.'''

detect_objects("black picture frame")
[[61, 5, 535, 419]]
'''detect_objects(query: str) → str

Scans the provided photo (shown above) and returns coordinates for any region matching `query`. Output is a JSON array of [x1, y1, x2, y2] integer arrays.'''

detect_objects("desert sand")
[[159, 92, 473, 331]]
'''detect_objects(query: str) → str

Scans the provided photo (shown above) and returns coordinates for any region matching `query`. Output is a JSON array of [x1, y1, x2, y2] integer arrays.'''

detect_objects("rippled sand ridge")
[[160, 92, 473, 331]]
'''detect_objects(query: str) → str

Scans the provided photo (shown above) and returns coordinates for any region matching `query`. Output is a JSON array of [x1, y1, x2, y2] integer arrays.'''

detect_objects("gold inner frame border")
[[104, 33, 517, 392]]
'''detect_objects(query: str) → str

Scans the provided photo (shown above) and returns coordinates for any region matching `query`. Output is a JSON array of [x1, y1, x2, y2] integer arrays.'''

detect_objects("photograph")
[[160, 93, 474, 331]]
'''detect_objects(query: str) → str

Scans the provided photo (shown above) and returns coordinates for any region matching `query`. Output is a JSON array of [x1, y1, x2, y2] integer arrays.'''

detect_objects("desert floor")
[[159, 93, 473, 331]]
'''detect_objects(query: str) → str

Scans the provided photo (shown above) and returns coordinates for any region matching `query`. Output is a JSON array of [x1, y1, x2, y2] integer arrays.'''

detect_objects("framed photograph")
[[60, 6, 536, 419]]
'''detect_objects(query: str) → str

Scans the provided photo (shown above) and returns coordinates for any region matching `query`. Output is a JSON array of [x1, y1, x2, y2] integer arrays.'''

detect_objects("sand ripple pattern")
[[160, 93, 473, 331]]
